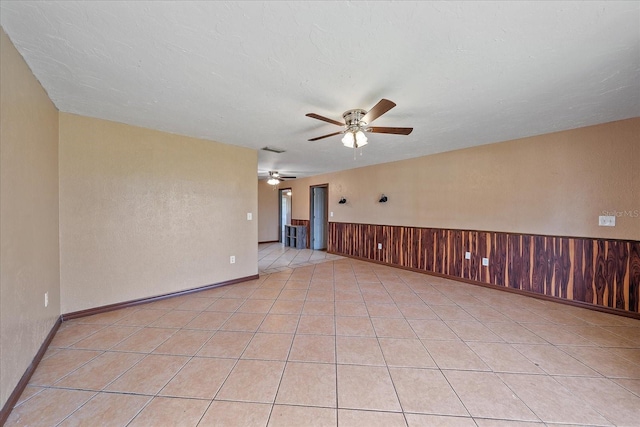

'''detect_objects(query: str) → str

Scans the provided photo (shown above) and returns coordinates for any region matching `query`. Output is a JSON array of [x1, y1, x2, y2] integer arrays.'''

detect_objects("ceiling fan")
[[266, 171, 296, 185], [306, 99, 413, 148]]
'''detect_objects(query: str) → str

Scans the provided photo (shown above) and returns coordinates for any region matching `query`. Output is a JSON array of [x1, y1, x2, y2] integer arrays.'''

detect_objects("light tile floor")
[[258, 242, 344, 274], [7, 258, 640, 426]]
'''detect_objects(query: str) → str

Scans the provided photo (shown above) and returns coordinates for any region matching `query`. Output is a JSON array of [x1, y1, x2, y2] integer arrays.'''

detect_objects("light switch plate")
[[482, 257, 489, 266], [465, 252, 471, 260], [247, 213, 252, 220], [378, 243, 382, 250]]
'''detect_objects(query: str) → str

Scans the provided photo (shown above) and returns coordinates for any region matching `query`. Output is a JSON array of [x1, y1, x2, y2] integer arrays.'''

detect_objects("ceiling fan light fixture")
[[341, 131, 355, 148], [355, 130, 368, 146], [267, 177, 280, 185]]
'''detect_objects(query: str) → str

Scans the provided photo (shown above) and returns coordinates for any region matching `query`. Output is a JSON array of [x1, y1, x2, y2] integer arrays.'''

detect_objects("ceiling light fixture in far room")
[[266, 171, 297, 186]]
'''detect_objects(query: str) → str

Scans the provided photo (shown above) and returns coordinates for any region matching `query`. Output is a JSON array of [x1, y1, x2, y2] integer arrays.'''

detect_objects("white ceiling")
[[1, 1, 639, 179]]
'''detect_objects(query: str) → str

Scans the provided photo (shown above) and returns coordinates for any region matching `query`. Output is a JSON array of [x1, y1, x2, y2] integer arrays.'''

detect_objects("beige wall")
[[0, 29, 60, 407], [258, 179, 279, 242], [289, 118, 639, 241], [59, 113, 258, 313]]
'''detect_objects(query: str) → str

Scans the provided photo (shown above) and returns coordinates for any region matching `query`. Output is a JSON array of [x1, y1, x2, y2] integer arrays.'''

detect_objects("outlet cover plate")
[[598, 215, 615, 226], [482, 257, 489, 266]]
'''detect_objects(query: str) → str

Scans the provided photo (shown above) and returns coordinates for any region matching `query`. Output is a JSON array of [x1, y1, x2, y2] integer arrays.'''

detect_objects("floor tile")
[[498, 373, 612, 425], [276, 361, 336, 407], [70, 325, 140, 350], [421, 340, 489, 371], [206, 297, 245, 312], [466, 342, 544, 374], [371, 317, 417, 338], [337, 364, 401, 412], [336, 316, 376, 336], [149, 310, 199, 328], [259, 314, 300, 333], [405, 413, 476, 426], [445, 320, 503, 342], [389, 367, 468, 416], [49, 324, 104, 348], [269, 405, 337, 427], [115, 308, 170, 326], [289, 334, 335, 363], [242, 333, 294, 361], [6, 389, 95, 426], [336, 300, 368, 315], [152, 328, 213, 356], [443, 370, 538, 420], [197, 330, 253, 358], [57, 392, 150, 426], [303, 300, 335, 315], [128, 396, 209, 427], [379, 338, 437, 368], [558, 345, 640, 378], [112, 327, 176, 353], [159, 356, 235, 399], [199, 400, 272, 427], [184, 311, 231, 330], [484, 322, 547, 344], [54, 351, 144, 391], [216, 359, 285, 403], [105, 354, 189, 395], [297, 315, 335, 335], [238, 298, 275, 313], [555, 376, 640, 426], [511, 344, 600, 377], [28, 349, 102, 386], [408, 320, 459, 341], [220, 312, 266, 332], [338, 409, 407, 426]]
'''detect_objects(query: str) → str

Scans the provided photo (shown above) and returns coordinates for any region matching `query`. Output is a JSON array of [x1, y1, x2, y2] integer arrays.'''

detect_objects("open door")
[[278, 188, 292, 243], [310, 185, 328, 250]]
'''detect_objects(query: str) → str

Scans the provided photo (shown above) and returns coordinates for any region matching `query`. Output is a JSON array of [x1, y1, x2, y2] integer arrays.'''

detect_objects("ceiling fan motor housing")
[[343, 109, 368, 130]]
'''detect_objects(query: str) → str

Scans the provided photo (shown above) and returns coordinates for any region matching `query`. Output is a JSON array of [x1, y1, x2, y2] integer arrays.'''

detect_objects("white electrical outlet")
[[230, 256, 236, 264], [44, 292, 48, 307], [482, 257, 489, 267], [465, 252, 471, 260], [330, 211, 334, 217], [247, 213, 252, 220], [598, 215, 615, 227], [378, 243, 382, 250]]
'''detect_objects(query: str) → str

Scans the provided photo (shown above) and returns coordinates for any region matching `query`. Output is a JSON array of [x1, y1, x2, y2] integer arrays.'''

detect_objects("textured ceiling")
[[1, 1, 639, 179]]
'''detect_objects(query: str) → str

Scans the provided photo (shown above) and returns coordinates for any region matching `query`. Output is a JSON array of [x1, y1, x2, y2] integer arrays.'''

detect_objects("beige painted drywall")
[[59, 113, 258, 314], [0, 29, 60, 408], [289, 118, 639, 241], [258, 179, 279, 242]]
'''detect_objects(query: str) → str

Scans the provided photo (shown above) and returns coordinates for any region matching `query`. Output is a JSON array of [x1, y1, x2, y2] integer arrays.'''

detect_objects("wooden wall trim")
[[328, 222, 640, 317], [62, 274, 259, 321], [0, 316, 62, 425]]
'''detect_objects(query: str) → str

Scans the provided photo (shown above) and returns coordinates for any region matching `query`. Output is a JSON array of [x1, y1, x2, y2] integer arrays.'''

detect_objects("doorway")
[[310, 184, 328, 250], [278, 188, 292, 243]]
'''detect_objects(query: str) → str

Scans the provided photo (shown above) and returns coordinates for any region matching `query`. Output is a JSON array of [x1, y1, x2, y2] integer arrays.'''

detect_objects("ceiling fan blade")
[[362, 99, 396, 124], [305, 113, 344, 127], [279, 175, 297, 179], [308, 131, 343, 141], [368, 126, 413, 135]]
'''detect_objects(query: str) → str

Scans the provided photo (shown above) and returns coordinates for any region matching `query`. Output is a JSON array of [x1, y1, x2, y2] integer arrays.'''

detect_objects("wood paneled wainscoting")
[[292, 219, 310, 249], [328, 222, 640, 317]]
